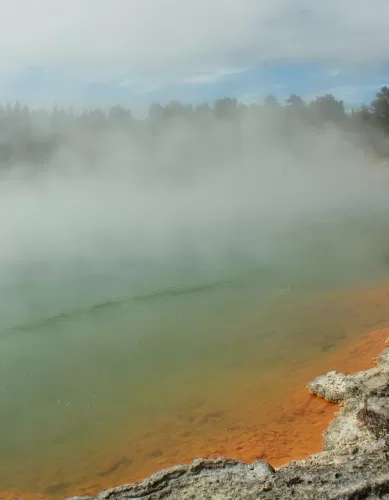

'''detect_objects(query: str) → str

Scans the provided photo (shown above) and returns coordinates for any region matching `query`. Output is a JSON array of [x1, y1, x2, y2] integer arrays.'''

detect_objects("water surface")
[[1, 215, 389, 498]]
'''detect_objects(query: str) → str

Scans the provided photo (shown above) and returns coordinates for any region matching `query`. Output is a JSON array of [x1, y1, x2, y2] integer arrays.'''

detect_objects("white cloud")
[[1, 0, 389, 82], [180, 68, 249, 85], [326, 68, 341, 77], [118, 78, 163, 95], [118, 68, 246, 94]]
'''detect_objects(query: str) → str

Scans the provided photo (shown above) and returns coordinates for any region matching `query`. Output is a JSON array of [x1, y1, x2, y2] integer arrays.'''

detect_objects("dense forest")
[[1, 86, 389, 169]]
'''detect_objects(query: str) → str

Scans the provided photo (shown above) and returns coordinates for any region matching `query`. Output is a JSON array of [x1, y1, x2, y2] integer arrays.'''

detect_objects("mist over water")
[[1, 110, 389, 496], [1, 115, 389, 324]]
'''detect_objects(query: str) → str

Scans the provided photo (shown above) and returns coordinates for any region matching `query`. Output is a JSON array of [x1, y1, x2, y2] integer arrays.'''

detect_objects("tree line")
[[1, 87, 389, 168]]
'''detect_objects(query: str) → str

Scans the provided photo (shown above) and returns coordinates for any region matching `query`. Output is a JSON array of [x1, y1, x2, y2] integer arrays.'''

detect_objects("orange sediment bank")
[[267, 327, 389, 466], [162, 327, 389, 469], [2, 326, 388, 500]]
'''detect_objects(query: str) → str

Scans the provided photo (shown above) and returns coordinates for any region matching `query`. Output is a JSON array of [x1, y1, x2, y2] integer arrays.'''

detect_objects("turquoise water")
[[1, 210, 389, 496]]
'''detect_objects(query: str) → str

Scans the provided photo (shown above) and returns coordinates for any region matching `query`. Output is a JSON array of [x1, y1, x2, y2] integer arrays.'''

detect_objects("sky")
[[1, 0, 389, 109]]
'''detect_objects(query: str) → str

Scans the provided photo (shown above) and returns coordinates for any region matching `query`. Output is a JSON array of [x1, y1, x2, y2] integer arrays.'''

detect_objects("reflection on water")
[[1, 218, 389, 498]]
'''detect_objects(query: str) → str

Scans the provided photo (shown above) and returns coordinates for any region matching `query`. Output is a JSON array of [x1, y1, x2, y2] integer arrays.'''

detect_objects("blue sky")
[[4, 63, 387, 112], [1, 1, 389, 111], [124, 63, 389, 109]]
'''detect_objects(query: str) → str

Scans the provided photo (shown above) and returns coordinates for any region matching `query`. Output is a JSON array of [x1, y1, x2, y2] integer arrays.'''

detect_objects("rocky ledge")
[[68, 337, 389, 500]]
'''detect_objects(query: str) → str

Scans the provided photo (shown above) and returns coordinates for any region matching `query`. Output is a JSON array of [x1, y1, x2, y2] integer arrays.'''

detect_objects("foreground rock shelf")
[[68, 337, 389, 500]]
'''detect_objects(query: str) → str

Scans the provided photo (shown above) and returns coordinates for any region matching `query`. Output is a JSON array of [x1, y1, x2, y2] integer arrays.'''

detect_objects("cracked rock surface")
[[67, 341, 389, 500]]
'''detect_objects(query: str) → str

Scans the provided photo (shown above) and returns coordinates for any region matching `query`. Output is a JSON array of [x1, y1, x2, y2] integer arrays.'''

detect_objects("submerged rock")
[[66, 337, 389, 500]]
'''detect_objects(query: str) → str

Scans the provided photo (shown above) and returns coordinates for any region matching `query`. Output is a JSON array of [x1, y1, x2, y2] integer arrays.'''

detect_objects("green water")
[[1, 214, 389, 496]]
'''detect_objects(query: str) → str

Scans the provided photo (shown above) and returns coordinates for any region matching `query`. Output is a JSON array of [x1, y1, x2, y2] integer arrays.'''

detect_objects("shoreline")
[[2, 325, 388, 500], [65, 328, 389, 500]]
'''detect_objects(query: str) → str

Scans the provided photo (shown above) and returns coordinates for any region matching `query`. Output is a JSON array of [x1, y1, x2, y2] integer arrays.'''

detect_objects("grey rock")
[[307, 370, 360, 402]]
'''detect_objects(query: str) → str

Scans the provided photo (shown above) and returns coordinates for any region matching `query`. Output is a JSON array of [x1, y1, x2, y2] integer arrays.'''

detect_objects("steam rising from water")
[[1, 107, 389, 497], [0, 114, 389, 330]]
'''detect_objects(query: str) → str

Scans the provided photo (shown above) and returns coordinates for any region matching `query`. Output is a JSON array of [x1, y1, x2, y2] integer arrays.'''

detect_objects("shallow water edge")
[[65, 326, 389, 500], [3, 325, 389, 500]]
